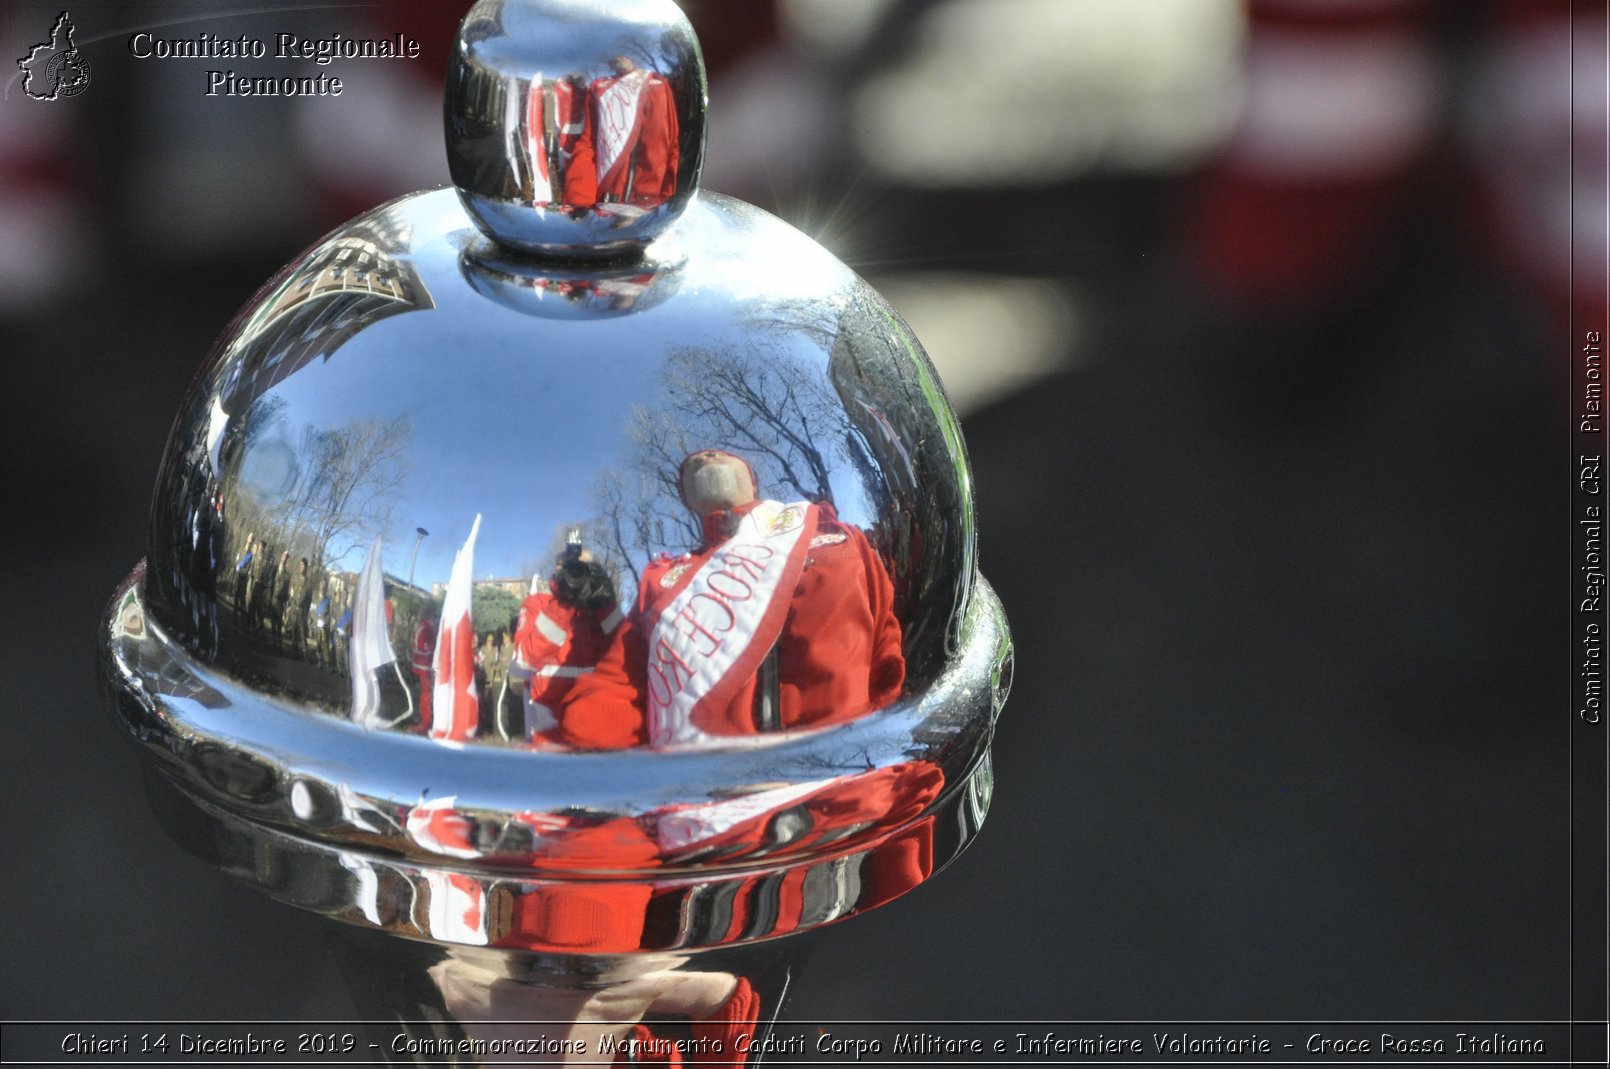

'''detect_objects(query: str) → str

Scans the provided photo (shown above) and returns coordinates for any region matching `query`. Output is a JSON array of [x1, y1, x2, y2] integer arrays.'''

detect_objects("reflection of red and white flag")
[[349, 536, 395, 729], [429, 515, 481, 742], [594, 69, 648, 192], [424, 871, 488, 945], [408, 796, 488, 944], [524, 75, 553, 203], [406, 795, 481, 858]]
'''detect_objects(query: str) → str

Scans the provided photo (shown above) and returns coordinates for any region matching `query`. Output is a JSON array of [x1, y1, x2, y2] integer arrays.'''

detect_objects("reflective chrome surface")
[[106, 564, 1006, 949], [101, 0, 1008, 990], [447, 0, 705, 257], [137, 188, 976, 756]]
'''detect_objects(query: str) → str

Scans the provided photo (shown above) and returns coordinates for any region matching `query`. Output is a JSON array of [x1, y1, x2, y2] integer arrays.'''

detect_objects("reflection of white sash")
[[594, 69, 648, 189], [524, 76, 553, 203], [646, 501, 816, 747]]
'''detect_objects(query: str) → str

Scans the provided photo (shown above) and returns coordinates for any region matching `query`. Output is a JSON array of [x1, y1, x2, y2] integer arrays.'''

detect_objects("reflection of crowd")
[[216, 446, 904, 750], [524, 56, 680, 209], [400, 449, 905, 750], [225, 531, 358, 674]]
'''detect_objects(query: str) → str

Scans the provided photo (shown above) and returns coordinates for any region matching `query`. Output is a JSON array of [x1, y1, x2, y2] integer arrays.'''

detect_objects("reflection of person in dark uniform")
[[309, 580, 331, 667], [232, 535, 256, 615], [330, 593, 349, 672], [479, 629, 511, 732], [510, 530, 621, 745], [564, 56, 680, 208], [286, 558, 311, 658], [412, 612, 437, 726], [561, 450, 905, 749], [271, 550, 292, 648], [249, 545, 279, 637], [334, 600, 349, 673]]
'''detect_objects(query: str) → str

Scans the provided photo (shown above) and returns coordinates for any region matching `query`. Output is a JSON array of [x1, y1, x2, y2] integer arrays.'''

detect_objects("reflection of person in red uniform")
[[510, 530, 622, 744], [487, 763, 941, 952], [550, 74, 587, 200], [523, 73, 590, 204], [561, 450, 904, 750], [411, 612, 437, 727], [564, 56, 680, 208]]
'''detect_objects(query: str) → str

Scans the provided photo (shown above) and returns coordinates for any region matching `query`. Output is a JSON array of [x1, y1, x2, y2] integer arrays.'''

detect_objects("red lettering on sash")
[[670, 604, 724, 657], [690, 592, 736, 631], [720, 546, 773, 579], [645, 636, 696, 707], [706, 570, 754, 601], [643, 501, 817, 747]]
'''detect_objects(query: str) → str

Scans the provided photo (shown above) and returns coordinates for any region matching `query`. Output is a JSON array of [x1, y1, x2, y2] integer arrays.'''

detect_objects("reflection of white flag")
[[526, 73, 553, 203], [656, 779, 835, 853], [349, 536, 394, 728], [336, 781, 395, 835], [338, 852, 384, 926], [205, 395, 230, 476], [430, 516, 481, 741]]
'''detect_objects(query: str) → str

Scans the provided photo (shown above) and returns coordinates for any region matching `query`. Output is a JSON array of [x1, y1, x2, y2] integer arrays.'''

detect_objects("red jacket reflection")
[[512, 583, 622, 741], [559, 503, 903, 750], [565, 68, 679, 207]]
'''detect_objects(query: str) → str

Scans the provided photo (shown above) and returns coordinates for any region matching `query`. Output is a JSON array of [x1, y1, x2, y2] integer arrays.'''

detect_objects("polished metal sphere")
[[447, 0, 705, 257], [103, 0, 1010, 955]]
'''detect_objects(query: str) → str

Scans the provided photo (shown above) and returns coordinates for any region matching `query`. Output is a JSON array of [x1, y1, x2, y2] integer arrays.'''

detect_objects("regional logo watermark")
[[15, 12, 423, 100], [16, 12, 91, 100], [128, 28, 421, 97]]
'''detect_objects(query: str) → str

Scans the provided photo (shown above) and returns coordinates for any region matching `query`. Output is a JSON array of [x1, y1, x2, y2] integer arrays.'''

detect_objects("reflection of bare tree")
[[591, 345, 864, 578], [235, 412, 415, 576], [586, 467, 672, 592], [652, 346, 837, 500], [285, 417, 412, 568]]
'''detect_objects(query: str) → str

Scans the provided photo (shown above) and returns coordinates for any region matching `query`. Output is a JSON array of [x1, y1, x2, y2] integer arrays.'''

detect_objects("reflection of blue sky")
[[264, 296, 852, 591], [241, 192, 877, 594], [270, 305, 662, 586]]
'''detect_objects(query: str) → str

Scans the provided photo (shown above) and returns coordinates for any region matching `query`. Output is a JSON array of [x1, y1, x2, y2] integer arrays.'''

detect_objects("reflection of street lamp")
[[408, 527, 428, 590]]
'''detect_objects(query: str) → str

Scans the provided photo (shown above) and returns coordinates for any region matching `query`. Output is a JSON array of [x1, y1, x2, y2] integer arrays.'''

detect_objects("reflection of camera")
[[554, 558, 615, 611]]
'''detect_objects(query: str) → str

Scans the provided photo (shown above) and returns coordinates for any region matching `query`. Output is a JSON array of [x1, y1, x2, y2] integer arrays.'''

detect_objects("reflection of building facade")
[[145, 219, 431, 676], [216, 230, 433, 418], [430, 577, 529, 600]]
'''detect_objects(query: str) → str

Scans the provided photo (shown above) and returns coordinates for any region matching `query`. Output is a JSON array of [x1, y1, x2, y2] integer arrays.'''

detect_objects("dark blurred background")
[[1, 0, 1598, 1037]]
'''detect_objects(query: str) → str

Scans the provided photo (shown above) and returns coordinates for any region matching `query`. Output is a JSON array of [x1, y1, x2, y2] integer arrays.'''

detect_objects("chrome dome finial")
[[446, 0, 706, 257], [102, 0, 1010, 1054]]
